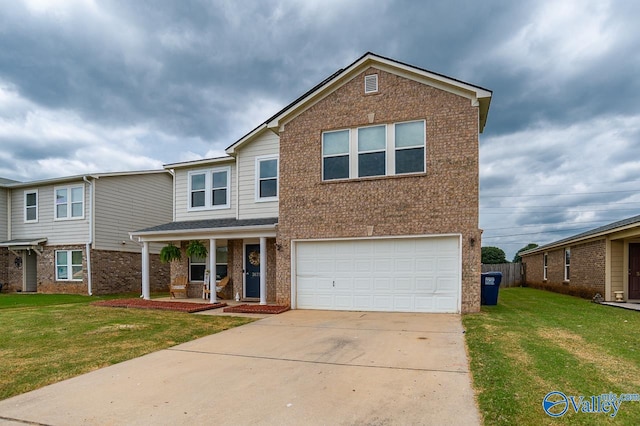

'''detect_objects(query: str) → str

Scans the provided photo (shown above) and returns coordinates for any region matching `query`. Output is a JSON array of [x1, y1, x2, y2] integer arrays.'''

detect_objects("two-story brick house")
[[131, 52, 492, 313], [0, 171, 173, 294]]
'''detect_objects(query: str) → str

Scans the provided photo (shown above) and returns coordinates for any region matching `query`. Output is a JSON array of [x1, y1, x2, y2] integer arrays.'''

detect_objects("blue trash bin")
[[481, 272, 502, 305]]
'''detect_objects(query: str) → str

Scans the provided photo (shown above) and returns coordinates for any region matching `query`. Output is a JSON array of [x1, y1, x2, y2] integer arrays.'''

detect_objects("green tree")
[[481, 246, 507, 264], [512, 243, 539, 263]]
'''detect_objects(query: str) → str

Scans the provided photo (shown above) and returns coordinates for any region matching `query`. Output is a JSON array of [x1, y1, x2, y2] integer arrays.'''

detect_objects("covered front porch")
[[129, 218, 278, 306]]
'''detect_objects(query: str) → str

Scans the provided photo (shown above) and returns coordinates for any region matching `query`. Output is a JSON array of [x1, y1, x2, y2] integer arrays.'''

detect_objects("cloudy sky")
[[1, 0, 639, 258]]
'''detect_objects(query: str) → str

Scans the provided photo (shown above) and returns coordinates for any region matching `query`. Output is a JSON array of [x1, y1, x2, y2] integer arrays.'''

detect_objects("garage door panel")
[[296, 237, 460, 313], [374, 277, 392, 290], [353, 278, 372, 291], [395, 277, 413, 291]]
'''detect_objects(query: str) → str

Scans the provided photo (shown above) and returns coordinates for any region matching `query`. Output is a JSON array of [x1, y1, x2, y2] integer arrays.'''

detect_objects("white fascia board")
[[5, 170, 169, 188], [267, 54, 491, 132], [164, 156, 235, 170], [130, 224, 277, 243], [225, 124, 269, 155], [521, 223, 640, 256]]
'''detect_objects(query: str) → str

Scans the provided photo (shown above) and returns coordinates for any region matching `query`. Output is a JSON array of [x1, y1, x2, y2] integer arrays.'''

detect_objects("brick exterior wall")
[[37, 245, 87, 294], [91, 249, 169, 294], [2, 245, 168, 295], [0, 247, 8, 292], [276, 68, 482, 312], [523, 239, 606, 297]]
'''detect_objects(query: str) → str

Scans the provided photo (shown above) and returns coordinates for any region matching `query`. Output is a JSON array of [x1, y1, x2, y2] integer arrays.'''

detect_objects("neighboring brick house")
[[521, 214, 640, 302], [131, 52, 492, 313], [0, 171, 173, 294]]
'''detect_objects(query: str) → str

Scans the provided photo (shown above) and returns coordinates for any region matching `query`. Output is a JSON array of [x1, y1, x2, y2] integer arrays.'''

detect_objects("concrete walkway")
[[0, 310, 481, 425]]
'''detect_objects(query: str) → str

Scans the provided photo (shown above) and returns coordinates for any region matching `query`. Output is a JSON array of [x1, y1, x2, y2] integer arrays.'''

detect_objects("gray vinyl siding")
[[10, 182, 89, 244], [174, 162, 236, 222], [0, 188, 7, 239], [237, 131, 279, 219], [94, 173, 173, 253]]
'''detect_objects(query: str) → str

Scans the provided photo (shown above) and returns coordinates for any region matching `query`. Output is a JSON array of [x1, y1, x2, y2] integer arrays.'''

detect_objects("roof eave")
[[266, 52, 493, 133], [522, 221, 640, 256], [130, 223, 277, 242]]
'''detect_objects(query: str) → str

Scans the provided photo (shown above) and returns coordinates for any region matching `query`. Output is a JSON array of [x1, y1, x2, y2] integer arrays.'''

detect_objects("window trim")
[[394, 120, 426, 175], [543, 252, 548, 280], [189, 253, 206, 282], [55, 249, 83, 281], [357, 124, 387, 178], [322, 129, 351, 181], [54, 185, 85, 221], [321, 119, 426, 181], [564, 248, 571, 281], [255, 155, 279, 202], [24, 189, 38, 223], [187, 166, 231, 211]]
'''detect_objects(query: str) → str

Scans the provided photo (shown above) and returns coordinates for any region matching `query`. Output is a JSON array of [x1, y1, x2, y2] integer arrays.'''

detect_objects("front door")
[[245, 244, 261, 298], [24, 251, 37, 292], [629, 243, 640, 299]]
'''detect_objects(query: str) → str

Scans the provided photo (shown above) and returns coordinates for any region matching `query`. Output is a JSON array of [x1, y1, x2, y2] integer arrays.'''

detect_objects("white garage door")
[[295, 236, 460, 313]]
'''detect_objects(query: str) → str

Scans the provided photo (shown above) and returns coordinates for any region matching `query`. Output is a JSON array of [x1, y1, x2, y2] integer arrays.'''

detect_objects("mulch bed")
[[223, 304, 290, 314], [92, 299, 227, 313]]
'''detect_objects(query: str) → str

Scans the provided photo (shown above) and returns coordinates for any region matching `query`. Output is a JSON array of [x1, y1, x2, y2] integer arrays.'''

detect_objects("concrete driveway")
[[0, 310, 480, 425]]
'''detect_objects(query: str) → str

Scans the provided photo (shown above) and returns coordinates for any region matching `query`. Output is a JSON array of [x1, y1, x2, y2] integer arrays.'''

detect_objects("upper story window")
[[188, 167, 231, 210], [564, 248, 571, 281], [322, 130, 350, 180], [358, 125, 386, 177], [395, 121, 426, 174], [543, 252, 548, 280], [24, 190, 38, 223], [55, 185, 84, 220], [256, 155, 278, 201], [322, 120, 426, 181]]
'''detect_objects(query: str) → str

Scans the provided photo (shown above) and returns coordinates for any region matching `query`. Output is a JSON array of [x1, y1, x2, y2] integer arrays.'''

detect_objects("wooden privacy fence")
[[481, 263, 525, 288]]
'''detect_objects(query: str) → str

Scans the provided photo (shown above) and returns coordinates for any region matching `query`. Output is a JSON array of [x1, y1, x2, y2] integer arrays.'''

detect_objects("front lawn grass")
[[0, 294, 255, 400], [464, 287, 640, 425]]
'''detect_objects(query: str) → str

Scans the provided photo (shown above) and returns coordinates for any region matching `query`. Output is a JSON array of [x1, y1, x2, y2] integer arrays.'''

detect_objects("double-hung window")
[[357, 125, 386, 177], [24, 190, 38, 223], [256, 156, 278, 201], [189, 253, 206, 282], [55, 185, 84, 220], [322, 120, 426, 181], [56, 250, 83, 281], [543, 252, 548, 280], [395, 121, 425, 174], [322, 130, 350, 180], [188, 167, 231, 210], [216, 246, 228, 281], [564, 248, 571, 281]]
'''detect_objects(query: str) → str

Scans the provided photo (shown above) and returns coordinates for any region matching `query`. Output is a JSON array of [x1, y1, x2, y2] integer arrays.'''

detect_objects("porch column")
[[209, 238, 217, 304], [260, 237, 267, 305], [142, 241, 150, 300]]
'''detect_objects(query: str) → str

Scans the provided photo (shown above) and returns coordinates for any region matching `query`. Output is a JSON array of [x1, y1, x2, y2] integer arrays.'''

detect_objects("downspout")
[[168, 169, 176, 221], [83, 176, 93, 296], [7, 190, 11, 240], [235, 158, 240, 219]]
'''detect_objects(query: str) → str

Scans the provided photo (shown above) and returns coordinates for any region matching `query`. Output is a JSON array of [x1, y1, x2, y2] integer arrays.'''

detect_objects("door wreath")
[[249, 250, 260, 266]]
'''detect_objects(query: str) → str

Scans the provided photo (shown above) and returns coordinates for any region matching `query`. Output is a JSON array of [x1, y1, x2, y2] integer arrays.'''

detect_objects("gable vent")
[[364, 74, 378, 93]]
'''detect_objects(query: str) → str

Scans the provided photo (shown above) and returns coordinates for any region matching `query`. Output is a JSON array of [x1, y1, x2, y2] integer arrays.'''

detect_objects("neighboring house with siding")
[[0, 171, 173, 294], [521, 214, 640, 302], [131, 52, 492, 313]]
